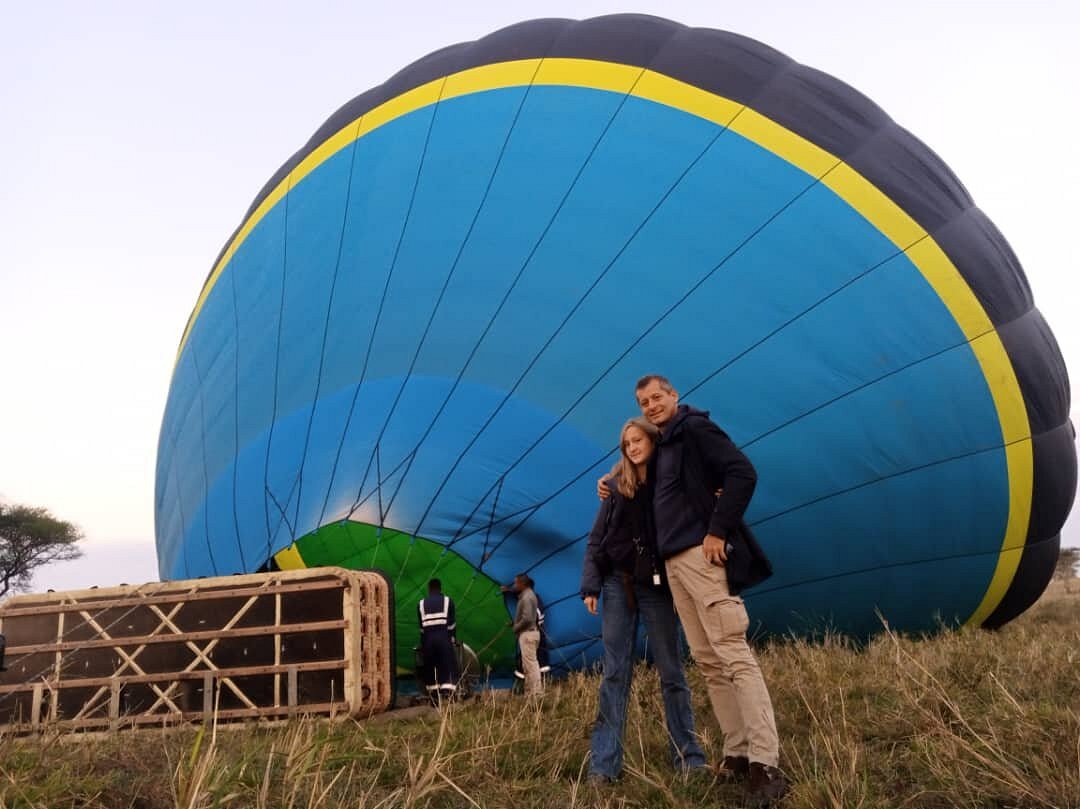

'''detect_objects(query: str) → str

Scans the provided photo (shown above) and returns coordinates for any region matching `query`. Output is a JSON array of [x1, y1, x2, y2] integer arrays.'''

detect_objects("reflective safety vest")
[[419, 595, 456, 633]]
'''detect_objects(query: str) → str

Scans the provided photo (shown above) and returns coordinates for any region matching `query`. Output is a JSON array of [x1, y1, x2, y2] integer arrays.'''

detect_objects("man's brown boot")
[[747, 761, 788, 805], [714, 754, 750, 783]]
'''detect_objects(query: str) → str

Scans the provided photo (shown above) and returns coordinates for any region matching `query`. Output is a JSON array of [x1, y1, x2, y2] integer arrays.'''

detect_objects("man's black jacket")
[[653, 405, 772, 595]]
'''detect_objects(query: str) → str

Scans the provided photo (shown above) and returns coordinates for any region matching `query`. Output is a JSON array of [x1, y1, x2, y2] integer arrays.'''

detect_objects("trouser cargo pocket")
[[704, 593, 749, 638]]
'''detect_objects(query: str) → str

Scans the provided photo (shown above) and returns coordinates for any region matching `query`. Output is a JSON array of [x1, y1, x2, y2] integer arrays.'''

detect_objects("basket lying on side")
[[0, 567, 393, 732]]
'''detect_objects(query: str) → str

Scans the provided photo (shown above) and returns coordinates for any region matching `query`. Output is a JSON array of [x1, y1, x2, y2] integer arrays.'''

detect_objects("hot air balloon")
[[155, 14, 1076, 675]]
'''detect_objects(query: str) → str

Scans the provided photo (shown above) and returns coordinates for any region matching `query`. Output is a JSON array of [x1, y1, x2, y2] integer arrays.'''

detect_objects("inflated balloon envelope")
[[155, 15, 1076, 675]]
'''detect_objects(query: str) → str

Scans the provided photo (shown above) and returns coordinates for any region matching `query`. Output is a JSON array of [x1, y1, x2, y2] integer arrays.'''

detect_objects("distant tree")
[[0, 503, 84, 598], [1054, 547, 1079, 581]]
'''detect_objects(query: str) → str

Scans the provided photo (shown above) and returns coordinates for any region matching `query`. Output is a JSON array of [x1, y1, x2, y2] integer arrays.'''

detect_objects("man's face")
[[637, 380, 679, 428], [513, 575, 526, 593]]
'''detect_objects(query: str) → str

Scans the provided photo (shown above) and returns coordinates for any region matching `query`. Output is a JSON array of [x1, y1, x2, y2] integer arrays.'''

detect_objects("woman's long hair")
[[611, 416, 661, 498]]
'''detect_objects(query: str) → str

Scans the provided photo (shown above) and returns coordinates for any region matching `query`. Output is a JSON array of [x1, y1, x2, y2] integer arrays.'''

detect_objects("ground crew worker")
[[510, 573, 543, 697], [535, 599, 552, 678], [417, 579, 459, 704], [507, 591, 551, 684]]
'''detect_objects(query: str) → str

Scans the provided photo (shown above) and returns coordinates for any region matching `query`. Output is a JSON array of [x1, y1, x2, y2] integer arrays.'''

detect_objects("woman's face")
[[622, 425, 654, 466]]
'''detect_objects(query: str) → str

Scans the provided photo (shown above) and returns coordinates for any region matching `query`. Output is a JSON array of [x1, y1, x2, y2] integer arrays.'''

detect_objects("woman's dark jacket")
[[580, 476, 653, 597]]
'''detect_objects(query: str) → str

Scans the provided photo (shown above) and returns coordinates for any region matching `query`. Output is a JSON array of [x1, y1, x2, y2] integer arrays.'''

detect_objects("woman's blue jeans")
[[589, 574, 706, 778]]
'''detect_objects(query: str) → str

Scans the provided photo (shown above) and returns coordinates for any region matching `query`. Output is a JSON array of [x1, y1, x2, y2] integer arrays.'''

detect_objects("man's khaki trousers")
[[518, 629, 543, 696], [665, 546, 779, 767]]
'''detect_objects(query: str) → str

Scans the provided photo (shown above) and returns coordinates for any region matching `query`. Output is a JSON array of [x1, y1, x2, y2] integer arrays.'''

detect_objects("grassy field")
[[2, 582, 1077, 809]]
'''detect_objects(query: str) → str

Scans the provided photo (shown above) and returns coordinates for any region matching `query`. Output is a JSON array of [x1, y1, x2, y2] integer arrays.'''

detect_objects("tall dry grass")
[[1, 584, 1077, 808]]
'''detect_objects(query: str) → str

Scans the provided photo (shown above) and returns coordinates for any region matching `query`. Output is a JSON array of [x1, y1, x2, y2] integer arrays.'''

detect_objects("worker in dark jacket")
[[581, 416, 706, 784], [600, 376, 786, 805], [417, 579, 459, 704]]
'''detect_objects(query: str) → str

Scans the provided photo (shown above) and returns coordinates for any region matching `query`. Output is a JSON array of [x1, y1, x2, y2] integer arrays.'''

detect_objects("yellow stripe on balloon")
[[728, 108, 837, 180], [633, 69, 743, 129]]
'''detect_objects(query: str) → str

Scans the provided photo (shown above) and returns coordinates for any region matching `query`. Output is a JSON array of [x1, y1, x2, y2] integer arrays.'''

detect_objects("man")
[[534, 600, 552, 679], [417, 579, 459, 704], [510, 573, 543, 697], [603, 374, 787, 805], [503, 585, 552, 683]]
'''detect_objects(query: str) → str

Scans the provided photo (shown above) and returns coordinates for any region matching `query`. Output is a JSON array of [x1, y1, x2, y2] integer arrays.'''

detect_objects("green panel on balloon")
[[289, 522, 517, 673]]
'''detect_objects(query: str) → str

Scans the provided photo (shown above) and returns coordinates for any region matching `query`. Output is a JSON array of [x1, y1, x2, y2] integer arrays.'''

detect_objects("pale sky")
[[1, 0, 1076, 594]]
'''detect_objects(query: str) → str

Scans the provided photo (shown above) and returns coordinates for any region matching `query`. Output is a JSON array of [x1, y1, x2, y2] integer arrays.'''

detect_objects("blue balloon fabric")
[[156, 15, 1076, 674]]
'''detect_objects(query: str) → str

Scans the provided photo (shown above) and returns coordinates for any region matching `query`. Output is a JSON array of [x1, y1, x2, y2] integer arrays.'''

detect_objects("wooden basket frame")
[[0, 567, 393, 732]]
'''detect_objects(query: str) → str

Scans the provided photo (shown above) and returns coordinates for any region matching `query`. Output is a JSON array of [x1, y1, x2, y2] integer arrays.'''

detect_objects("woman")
[[580, 417, 707, 783]]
